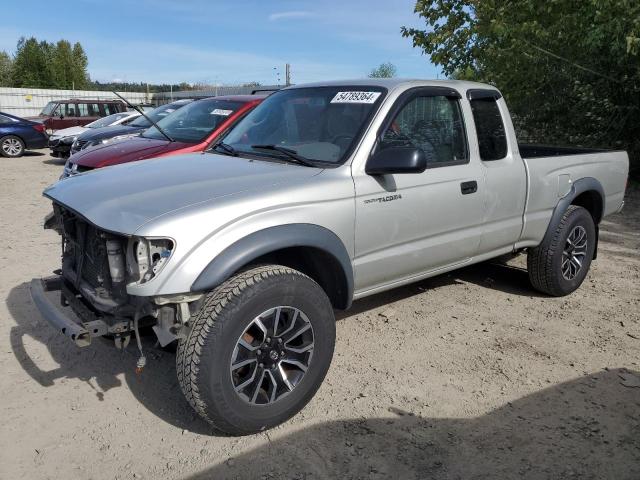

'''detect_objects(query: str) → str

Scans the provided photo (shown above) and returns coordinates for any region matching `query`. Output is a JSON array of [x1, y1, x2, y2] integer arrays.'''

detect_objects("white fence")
[[0, 88, 150, 117]]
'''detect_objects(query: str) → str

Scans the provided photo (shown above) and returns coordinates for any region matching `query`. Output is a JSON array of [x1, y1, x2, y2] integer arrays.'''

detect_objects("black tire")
[[0, 135, 25, 158], [528, 205, 596, 296], [176, 264, 335, 435]]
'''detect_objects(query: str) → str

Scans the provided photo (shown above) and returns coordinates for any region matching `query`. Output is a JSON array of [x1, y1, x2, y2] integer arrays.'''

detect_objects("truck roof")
[[286, 78, 500, 94]]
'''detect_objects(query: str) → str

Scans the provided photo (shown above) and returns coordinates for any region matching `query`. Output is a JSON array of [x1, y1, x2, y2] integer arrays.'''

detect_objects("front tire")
[[528, 205, 596, 296], [176, 265, 335, 435], [1, 135, 25, 157]]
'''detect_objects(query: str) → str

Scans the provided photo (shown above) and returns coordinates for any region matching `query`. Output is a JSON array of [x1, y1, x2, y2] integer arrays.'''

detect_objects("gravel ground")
[[1, 150, 639, 480]]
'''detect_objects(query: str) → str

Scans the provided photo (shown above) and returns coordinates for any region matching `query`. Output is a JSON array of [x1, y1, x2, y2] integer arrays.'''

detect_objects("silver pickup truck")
[[32, 79, 628, 435]]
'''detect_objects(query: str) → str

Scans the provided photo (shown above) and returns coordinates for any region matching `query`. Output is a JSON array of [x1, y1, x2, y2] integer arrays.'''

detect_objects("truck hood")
[[44, 153, 323, 234], [71, 137, 194, 168]]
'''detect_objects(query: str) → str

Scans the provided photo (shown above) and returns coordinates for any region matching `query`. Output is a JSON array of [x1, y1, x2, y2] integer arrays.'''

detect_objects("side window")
[[76, 103, 90, 117], [89, 103, 102, 116], [65, 103, 78, 117], [380, 95, 468, 166], [0, 114, 14, 124], [105, 103, 122, 115], [469, 98, 507, 161]]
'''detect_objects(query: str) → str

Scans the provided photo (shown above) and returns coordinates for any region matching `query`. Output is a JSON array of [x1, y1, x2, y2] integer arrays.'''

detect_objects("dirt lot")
[[1, 150, 639, 480]]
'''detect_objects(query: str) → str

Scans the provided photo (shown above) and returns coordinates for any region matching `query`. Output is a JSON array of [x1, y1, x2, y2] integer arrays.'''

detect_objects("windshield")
[[86, 112, 133, 128], [222, 86, 386, 164], [129, 102, 186, 128], [40, 101, 58, 116], [142, 99, 243, 143]]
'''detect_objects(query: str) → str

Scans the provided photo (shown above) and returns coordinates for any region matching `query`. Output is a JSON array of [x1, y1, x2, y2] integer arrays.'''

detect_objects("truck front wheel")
[[527, 205, 596, 296], [176, 264, 336, 435]]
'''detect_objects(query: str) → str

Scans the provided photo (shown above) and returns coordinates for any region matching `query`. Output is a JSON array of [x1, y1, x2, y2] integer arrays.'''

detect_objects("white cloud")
[[268, 11, 316, 21]]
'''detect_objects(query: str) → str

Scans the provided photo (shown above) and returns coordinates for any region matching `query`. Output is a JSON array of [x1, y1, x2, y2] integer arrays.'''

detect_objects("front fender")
[[190, 223, 354, 301]]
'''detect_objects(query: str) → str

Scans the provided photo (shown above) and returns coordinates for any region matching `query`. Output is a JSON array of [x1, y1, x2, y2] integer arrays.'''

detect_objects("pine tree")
[[11, 37, 52, 87], [71, 42, 89, 89], [0, 51, 12, 86], [52, 40, 74, 89]]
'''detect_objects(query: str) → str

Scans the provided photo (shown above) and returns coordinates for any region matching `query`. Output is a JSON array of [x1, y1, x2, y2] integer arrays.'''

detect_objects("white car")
[[48, 111, 141, 158]]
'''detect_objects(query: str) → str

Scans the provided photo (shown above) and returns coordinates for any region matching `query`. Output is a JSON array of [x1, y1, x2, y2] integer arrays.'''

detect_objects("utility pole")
[[285, 63, 291, 86]]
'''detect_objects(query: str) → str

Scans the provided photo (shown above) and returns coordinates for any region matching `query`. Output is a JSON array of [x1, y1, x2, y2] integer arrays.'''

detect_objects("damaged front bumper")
[[30, 275, 131, 347]]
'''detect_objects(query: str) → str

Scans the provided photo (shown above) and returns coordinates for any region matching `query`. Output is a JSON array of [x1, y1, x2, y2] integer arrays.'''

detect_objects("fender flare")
[[541, 176, 605, 246], [190, 223, 354, 304]]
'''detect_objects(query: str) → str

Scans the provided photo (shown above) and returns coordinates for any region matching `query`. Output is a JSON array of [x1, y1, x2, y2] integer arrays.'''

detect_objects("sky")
[[0, 0, 441, 86]]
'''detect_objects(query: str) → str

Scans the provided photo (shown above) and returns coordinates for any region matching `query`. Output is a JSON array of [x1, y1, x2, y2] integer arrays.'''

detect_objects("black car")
[[70, 100, 192, 155], [0, 111, 48, 157]]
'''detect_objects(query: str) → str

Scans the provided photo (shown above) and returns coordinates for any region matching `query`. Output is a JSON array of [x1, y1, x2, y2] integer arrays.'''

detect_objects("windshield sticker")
[[211, 109, 233, 116], [331, 91, 381, 104]]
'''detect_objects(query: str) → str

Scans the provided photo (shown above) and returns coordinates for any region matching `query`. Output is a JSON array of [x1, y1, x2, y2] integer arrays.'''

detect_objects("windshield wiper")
[[112, 91, 175, 143], [250, 144, 317, 167], [211, 142, 238, 156]]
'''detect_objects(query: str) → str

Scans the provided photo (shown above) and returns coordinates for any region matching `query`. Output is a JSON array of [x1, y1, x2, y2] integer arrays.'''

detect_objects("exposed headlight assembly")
[[127, 237, 175, 284]]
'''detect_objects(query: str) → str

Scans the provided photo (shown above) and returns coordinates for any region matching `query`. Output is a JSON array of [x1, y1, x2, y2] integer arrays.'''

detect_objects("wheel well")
[[0, 133, 24, 143], [245, 247, 350, 310], [571, 190, 603, 224]]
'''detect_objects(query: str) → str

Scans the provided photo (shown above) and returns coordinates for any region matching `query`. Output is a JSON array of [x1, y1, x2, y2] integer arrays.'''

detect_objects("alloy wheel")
[[2, 138, 22, 156], [561, 225, 588, 280], [230, 306, 314, 405]]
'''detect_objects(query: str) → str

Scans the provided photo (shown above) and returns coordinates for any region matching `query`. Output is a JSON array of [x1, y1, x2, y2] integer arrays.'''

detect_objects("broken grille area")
[[55, 204, 127, 306]]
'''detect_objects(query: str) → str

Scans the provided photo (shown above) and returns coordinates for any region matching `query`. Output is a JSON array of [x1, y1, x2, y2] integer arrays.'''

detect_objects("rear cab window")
[[468, 90, 508, 161]]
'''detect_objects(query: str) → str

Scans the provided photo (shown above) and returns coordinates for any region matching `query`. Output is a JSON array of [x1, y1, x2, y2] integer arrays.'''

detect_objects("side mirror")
[[59, 114, 64, 119], [366, 146, 427, 175]]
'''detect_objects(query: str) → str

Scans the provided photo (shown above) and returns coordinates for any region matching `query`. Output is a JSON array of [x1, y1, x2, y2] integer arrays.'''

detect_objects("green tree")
[[0, 51, 12, 86], [11, 37, 52, 87], [71, 42, 90, 89], [402, 0, 640, 176], [368, 62, 397, 78], [51, 40, 74, 88]]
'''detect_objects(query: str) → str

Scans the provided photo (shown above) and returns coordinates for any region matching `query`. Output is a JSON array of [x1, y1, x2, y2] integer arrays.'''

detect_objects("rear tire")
[[176, 264, 335, 435], [528, 205, 596, 296], [1, 135, 25, 157]]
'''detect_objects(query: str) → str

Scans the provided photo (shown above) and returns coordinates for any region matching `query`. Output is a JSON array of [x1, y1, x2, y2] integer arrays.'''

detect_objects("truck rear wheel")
[[176, 264, 335, 435], [527, 205, 596, 296]]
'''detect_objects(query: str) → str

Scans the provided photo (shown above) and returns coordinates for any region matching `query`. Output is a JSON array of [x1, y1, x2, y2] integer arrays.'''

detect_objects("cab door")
[[466, 90, 527, 254], [353, 87, 486, 294]]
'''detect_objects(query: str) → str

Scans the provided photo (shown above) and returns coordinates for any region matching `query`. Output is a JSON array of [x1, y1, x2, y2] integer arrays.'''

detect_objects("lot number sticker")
[[331, 91, 381, 104], [211, 109, 233, 116]]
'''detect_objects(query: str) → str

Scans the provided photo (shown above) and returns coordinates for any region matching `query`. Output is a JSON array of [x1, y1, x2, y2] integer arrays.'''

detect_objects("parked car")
[[69, 100, 192, 155], [61, 95, 265, 178], [49, 111, 141, 159], [32, 79, 628, 435], [0, 111, 48, 157], [28, 99, 127, 133]]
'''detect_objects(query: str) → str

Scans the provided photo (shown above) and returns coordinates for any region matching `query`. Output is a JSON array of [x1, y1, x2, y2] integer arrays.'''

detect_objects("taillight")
[[32, 124, 45, 133]]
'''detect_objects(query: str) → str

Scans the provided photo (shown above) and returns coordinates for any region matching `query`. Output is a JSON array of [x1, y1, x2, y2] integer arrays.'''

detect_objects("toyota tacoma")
[[31, 79, 629, 435]]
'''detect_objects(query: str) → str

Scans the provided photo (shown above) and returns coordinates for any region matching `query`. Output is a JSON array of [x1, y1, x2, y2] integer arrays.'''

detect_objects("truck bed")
[[519, 143, 611, 158], [517, 146, 628, 248]]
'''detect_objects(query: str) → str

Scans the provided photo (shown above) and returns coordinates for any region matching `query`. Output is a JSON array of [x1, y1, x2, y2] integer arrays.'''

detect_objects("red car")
[[62, 95, 265, 178]]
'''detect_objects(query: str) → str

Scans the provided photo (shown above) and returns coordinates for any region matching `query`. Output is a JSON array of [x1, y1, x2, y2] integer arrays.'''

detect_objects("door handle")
[[460, 180, 478, 195]]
